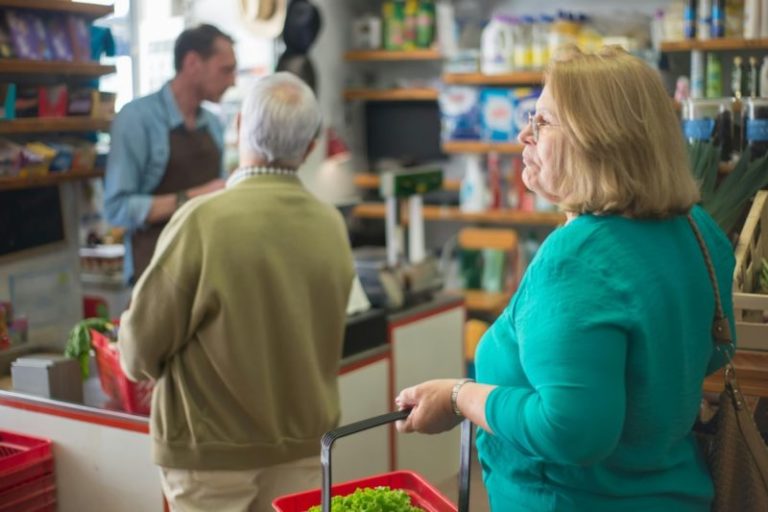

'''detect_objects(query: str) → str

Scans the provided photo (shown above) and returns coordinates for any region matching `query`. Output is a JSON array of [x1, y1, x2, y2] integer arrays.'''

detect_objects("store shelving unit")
[[0, 59, 115, 76], [343, 88, 439, 101], [0, 0, 114, 190], [441, 141, 524, 154], [0, 117, 112, 135], [660, 38, 768, 52], [344, 49, 442, 61], [352, 202, 565, 227], [0, 169, 104, 191], [0, 0, 113, 17], [442, 71, 544, 86], [354, 172, 461, 191]]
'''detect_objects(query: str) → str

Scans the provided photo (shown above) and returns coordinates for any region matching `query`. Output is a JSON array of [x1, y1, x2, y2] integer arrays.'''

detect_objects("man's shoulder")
[[118, 89, 164, 120]]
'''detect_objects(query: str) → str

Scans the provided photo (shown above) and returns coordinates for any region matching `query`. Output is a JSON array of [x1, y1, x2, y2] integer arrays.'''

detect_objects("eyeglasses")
[[527, 112, 560, 143]]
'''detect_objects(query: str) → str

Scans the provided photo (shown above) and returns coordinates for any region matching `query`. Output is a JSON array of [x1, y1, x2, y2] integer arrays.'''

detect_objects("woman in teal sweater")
[[395, 46, 735, 511]]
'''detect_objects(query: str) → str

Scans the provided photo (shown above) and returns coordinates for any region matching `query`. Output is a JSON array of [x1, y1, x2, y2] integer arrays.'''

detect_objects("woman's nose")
[[518, 122, 535, 145]]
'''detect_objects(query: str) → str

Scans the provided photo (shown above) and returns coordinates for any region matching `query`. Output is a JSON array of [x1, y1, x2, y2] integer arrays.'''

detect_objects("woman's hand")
[[395, 379, 463, 434]]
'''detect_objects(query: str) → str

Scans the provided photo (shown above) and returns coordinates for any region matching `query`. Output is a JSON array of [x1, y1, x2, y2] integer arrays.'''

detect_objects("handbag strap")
[[686, 214, 734, 348]]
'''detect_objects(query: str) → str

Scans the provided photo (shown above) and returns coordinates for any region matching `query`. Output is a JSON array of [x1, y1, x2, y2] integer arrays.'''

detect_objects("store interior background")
[[0, 0, 690, 360]]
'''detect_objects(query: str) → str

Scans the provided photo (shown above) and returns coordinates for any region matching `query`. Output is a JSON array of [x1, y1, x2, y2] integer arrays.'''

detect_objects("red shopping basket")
[[91, 329, 153, 415], [273, 410, 472, 512]]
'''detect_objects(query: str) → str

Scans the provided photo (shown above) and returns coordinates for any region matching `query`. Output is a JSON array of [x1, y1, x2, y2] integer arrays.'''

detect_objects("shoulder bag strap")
[[686, 213, 733, 347]]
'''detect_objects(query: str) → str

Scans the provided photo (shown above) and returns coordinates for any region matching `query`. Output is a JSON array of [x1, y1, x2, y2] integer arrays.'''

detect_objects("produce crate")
[[91, 329, 152, 415], [272, 471, 455, 512], [0, 431, 53, 492], [733, 190, 768, 350]]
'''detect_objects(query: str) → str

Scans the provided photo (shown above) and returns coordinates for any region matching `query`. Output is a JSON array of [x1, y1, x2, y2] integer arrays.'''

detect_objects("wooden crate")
[[733, 190, 768, 350]]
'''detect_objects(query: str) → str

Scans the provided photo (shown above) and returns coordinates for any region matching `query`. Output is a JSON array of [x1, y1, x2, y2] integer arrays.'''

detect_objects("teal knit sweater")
[[475, 206, 735, 512]]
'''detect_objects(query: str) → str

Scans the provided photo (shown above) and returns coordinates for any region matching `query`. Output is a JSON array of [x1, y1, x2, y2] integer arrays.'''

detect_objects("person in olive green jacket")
[[118, 72, 355, 512]]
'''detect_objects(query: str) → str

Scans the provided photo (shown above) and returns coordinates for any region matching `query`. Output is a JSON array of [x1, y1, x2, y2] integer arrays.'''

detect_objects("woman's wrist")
[[450, 378, 474, 418]]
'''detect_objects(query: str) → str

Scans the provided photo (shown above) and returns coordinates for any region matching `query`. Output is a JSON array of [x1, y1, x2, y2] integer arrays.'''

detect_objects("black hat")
[[282, 0, 322, 54], [276, 51, 317, 93]]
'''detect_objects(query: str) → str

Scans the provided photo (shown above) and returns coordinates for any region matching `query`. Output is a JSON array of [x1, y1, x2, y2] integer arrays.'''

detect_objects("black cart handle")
[[320, 409, 473, 512]]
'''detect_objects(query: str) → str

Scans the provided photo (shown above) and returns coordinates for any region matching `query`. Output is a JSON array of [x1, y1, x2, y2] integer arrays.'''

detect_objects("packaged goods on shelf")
[[682, 98, 736, 161], [743, 97, 768, 160], [439, 86, 482, 141], [38, 85, 68, 117], [0, 83, 16, 120]]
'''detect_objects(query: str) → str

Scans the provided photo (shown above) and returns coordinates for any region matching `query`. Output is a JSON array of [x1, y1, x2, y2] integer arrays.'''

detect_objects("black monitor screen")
[[0, 186, 65, 257], [365, 101, 445, 167]]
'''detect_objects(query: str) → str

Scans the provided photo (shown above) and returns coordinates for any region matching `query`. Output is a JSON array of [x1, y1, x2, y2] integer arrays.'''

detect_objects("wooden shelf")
[[344, 88, 439, 101], [0, 59, 116, 77], [442, 141, 524, 154], [353, 173, 460, 191], [704, 350, 768, 397], [0, 117, 112, 134], [442, 71, 544, 86], [352, 202, 565, 227], [0, 0, 113, 18], [0, 168, 103, 191], [661, 38, 768, 52], [344, 49, 442, 61]]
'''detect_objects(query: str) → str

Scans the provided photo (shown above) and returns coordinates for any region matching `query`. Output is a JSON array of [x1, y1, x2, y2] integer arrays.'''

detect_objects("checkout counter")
[[0, 294, 465, 512]]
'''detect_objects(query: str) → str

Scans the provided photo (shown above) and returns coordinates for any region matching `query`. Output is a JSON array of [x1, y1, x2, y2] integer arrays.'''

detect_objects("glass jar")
[[682, 98, 734, 161], [743, 98, 768, 160]]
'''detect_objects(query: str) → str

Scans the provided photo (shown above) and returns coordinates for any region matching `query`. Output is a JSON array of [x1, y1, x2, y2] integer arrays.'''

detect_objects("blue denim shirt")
[[104, 82, 225, 283]]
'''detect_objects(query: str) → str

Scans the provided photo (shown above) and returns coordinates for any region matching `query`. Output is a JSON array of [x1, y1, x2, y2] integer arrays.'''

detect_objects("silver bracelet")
[[451, 378, 474, 418]]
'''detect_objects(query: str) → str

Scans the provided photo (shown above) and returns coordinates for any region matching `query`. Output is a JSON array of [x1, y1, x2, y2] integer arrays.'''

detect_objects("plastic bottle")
[[460, 155, 488, 213], [731, 56, 744, 98], [711, 0, 725, 38], [691, 50, 706, 98], [706, 53, 722, 98], [514, 16, 534, 70], [684, 0, 697, 39], [749, 56, 760, 98], [415, 0, 435, 48], [698, 0, 712, 41], [760, 56, 768, 98], [744, 0, 760, 39], [481, 15, 515, 75]]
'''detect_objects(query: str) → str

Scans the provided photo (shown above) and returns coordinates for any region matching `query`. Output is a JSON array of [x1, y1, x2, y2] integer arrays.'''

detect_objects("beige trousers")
[[160, 456, 321, 512]]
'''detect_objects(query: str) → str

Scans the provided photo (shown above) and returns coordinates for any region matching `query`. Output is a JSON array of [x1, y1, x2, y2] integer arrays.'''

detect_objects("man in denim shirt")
[[104, 24, 236, 284]]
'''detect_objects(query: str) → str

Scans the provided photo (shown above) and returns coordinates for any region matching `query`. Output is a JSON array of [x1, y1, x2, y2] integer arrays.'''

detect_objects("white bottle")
[[460, 155, 488, 213], [760, 56, 768, 98], [761, 0, 768, 37], [481, 15, 515, 75], [745, 0, 761, 39]]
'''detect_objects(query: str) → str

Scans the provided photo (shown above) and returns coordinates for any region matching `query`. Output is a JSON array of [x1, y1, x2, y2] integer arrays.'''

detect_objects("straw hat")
[[240, 0, 288, 38]]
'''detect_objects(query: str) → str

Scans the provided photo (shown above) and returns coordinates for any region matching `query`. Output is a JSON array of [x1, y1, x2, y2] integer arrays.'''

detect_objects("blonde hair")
[[545, 45, 699, 218]]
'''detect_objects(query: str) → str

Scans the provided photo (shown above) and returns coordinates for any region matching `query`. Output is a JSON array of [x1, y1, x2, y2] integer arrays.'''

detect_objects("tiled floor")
[[435, 455, 490, 512]]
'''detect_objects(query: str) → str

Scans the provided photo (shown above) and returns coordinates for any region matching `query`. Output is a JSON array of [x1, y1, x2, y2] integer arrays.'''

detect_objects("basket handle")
[[320, 409, 473, 512]]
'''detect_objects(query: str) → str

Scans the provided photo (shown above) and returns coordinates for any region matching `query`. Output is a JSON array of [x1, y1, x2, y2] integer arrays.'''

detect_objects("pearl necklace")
[[226, 165, 297, 188]]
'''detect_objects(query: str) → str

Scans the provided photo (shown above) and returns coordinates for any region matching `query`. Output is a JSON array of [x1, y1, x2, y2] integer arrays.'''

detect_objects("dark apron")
[[131, 126, 221, 282]]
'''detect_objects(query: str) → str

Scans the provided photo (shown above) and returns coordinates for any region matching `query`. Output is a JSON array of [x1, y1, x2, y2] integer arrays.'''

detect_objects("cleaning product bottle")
[[460, 154, 488, 213], [706, 53, 722, 98], [731, 56, 744, 98], [481, 15, 515, 74], [760, 56, 768, 98]]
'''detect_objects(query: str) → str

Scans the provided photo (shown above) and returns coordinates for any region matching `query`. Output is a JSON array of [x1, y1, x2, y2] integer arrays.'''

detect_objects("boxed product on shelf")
[[733, 190, 768, 351], [67, 15, 92, 62], [0, 83, 15, 120], [46, 141, 74, 172], [22, 142, 56, 176], [67, 87, 93, 116], [14, 85, 39, 118], [5, 10, 48, 60], [439, 86, 481, 140], [45, 14, 74, 61], [0, 138, 23, 177], [38, 85, 68, 117]]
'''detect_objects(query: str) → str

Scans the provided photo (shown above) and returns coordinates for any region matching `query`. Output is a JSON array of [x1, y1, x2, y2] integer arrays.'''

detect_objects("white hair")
[[239, 72, 322, 166]]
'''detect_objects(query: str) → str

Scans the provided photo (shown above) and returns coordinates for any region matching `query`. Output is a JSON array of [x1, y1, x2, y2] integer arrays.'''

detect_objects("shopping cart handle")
[[320, 409, 473, 512]]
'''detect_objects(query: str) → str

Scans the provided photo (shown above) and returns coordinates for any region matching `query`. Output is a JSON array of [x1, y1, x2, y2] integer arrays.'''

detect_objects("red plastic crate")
[[0, 484, 56, 512], [272, 470, 457, 512], [0, 431, 53, 491], [91, 329, 153, 415], [0, 473, 55, 506]]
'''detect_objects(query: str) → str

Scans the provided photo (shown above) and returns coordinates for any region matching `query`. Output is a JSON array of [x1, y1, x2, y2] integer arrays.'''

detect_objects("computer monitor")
[[365, 100, 445, 168]]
